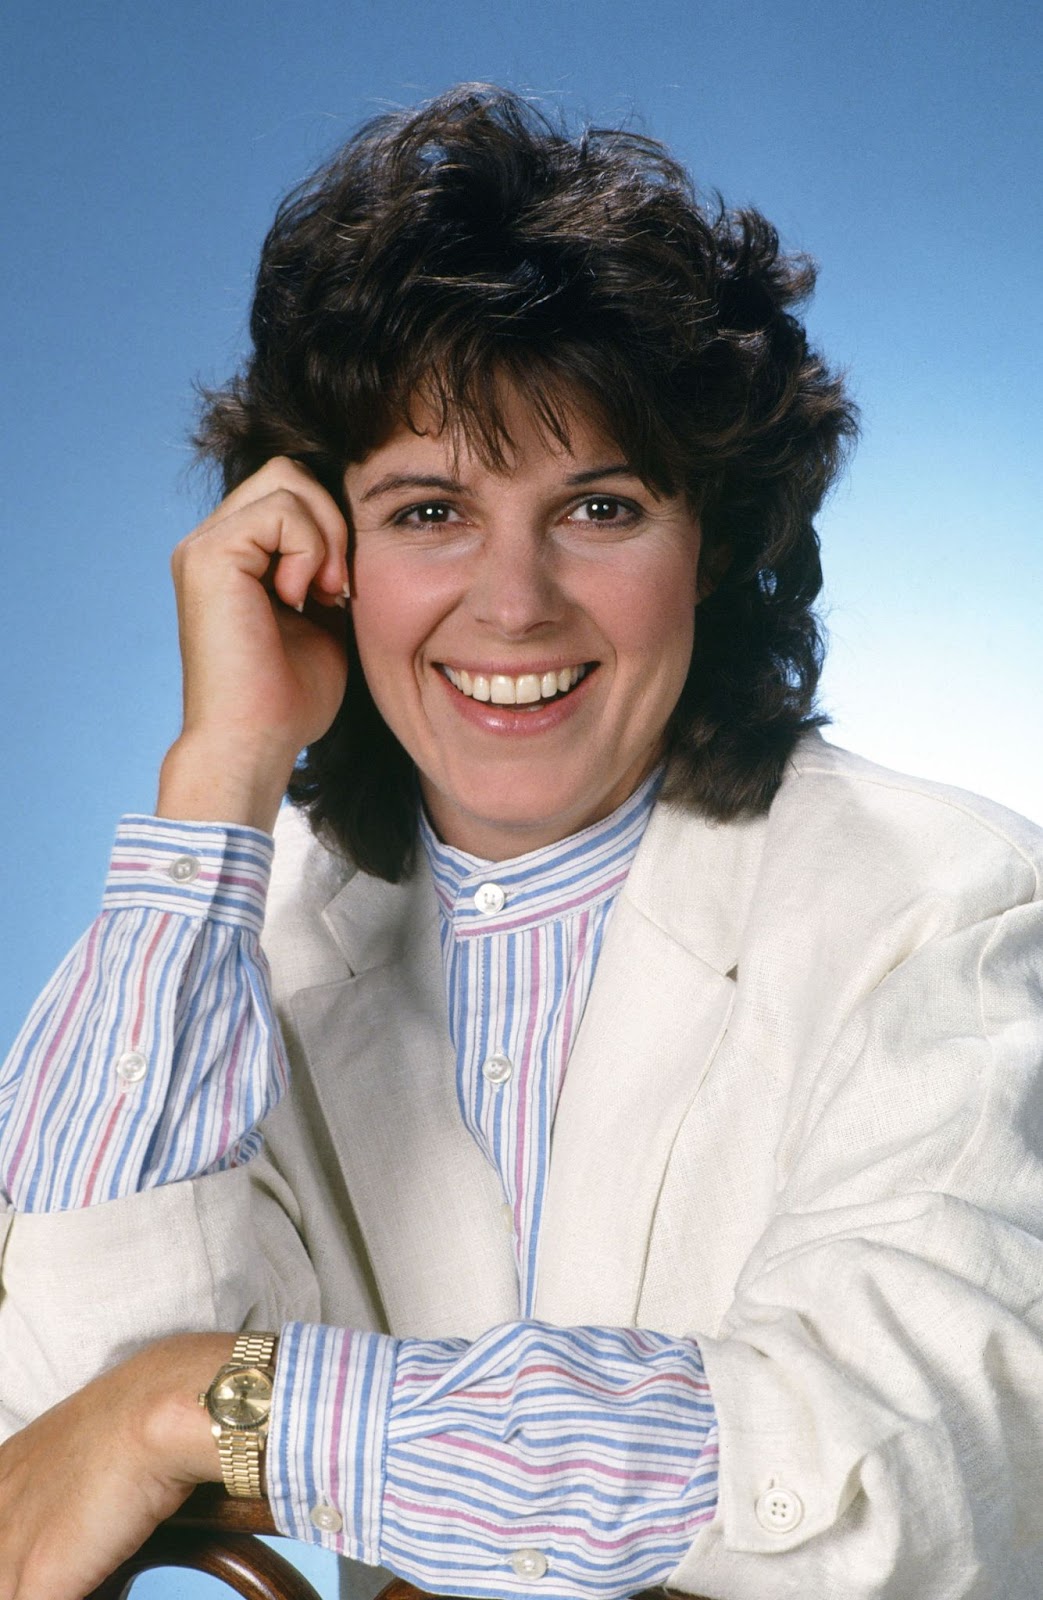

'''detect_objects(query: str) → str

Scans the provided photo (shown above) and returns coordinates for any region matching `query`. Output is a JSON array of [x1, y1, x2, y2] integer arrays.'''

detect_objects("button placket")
[[115, 1050, 147, 1085], [482, 1053, 513, 1085]]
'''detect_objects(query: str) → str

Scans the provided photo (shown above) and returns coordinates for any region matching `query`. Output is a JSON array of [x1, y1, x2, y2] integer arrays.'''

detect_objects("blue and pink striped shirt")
[[0, 780, 718, 1598], [422, 775, 657, 1315]]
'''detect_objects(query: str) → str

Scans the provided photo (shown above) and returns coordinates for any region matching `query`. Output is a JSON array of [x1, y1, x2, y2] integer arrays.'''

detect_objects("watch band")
[[214, 1331, 278, 1499]]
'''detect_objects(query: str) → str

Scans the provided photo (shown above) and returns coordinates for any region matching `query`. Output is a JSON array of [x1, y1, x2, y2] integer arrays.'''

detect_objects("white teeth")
[[444, 664, 588, 704]]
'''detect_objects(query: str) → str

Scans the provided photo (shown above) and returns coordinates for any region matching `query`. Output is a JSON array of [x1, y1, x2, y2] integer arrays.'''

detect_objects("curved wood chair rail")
[[86, 1485, 709, 1600], [85, 1487, 317, 1600]]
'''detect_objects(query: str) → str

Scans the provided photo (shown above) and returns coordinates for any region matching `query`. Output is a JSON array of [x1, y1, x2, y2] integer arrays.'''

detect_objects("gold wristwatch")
[[199, 1332, 278, 1498]]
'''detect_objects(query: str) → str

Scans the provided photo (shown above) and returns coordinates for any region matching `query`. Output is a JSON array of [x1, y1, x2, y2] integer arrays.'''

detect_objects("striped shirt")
[[0, 792, 719, 1598], [0, 818, 284, 1211], [422, 767, 662, 1314]]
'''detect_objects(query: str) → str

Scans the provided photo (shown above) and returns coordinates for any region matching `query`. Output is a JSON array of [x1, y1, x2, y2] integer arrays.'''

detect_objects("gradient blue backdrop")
[[2, 2, 1040, 1593]]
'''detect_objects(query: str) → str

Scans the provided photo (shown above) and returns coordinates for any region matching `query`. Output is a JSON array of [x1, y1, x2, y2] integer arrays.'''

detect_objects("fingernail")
[[340, 581, 352, 599], [293, 601, 305, 614], [333, 594, 347, 608]]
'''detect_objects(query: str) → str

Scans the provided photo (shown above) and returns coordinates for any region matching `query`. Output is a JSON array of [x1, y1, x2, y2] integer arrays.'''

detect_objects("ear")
[[696, 540, 731, 603]]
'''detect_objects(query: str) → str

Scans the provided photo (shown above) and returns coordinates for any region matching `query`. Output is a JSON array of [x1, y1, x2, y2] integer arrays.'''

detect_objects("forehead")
[[348, 382, 626, 487]]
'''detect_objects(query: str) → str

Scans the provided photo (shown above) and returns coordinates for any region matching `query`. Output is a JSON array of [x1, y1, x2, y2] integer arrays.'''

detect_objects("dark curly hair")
[[195, 84, 857, 880]]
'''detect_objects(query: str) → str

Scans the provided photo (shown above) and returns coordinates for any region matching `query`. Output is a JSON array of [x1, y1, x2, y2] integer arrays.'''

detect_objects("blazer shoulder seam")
[[792, 762, 1043, 894]]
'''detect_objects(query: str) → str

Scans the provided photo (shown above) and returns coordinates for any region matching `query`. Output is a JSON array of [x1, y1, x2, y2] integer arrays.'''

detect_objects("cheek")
[[593, 553, 698, 680], [349, 551, 454, 668]]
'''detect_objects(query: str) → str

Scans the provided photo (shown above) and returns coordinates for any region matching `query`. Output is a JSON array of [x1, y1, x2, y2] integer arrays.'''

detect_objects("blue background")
[[1, 2, 1040, 1593]]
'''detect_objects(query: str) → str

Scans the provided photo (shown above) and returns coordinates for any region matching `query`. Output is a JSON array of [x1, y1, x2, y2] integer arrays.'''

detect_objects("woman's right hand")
[[157, 457, 351, 832]]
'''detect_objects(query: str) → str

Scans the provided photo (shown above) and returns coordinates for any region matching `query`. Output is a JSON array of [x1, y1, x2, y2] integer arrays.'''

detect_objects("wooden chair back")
[[86, 1487, 320, 1600]]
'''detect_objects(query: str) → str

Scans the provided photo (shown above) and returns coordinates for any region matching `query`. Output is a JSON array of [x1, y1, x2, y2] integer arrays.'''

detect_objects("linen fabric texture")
[[1, 734, 1041, 1598], [0, 771, 721, 1597]]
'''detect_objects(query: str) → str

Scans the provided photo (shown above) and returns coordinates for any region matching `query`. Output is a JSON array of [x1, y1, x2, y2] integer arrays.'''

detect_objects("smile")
[[441, 665, 591, 705]]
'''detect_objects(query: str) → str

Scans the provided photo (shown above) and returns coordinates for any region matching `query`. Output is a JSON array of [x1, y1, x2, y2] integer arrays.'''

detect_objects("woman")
[[0, 86, 1041, 1600]]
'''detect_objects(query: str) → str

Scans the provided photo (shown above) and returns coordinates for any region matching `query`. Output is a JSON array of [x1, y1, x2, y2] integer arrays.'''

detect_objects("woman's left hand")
[[0, 1332, 236, 1600]]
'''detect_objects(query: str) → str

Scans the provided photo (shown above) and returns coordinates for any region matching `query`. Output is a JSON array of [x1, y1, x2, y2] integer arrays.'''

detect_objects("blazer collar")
[[291, 794, 768, 1335], [622, 794, 767, 976], [314, 780, 764, 979], [531, 798, 766, 1325], [293, 856, 520, 1339]]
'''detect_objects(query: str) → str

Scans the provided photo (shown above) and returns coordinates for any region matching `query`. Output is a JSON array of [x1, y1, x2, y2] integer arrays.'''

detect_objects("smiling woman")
[[194, 84, 851, 880], [1, 84, 1042, 1600], [344, 394, 701, 858]]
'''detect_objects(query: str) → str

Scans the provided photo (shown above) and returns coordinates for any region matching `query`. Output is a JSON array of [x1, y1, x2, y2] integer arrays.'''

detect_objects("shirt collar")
[[420, 764, 664, 937]]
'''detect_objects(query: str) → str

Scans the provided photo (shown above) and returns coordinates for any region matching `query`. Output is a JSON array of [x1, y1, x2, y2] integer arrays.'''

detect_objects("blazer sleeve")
[[0, 1140, 322, 1439], [670, 887, 1043, 1599]]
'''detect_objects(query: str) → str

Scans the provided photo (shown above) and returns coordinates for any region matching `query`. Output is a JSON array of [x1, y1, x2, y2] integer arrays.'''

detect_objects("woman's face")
[[345, 388, 701, 859]]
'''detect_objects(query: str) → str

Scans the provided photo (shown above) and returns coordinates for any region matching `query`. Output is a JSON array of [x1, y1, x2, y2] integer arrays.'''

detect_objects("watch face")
[[207, 1366, 274, 1429]]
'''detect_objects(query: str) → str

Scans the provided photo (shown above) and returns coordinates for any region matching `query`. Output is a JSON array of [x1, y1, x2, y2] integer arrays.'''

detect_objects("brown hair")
[[196, 84, 857, 879]]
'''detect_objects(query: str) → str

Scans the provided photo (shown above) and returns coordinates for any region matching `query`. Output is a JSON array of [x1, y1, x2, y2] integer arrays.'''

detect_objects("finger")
[[176, 487, 336, 614], [204, 457, 350, 597]]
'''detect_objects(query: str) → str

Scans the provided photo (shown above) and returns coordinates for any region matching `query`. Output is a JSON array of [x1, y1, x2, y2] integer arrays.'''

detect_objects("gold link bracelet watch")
[[199, 1332, 279, 1497]]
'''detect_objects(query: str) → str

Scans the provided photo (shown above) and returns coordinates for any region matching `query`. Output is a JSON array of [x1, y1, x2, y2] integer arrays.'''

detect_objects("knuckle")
[[172, 528, 208, 568], [257, 454, 312, 491], [267, 487, 321, 539], [261, 458, 346, 536], [170, 535, 195, 575], [269, 485, 303, 513]]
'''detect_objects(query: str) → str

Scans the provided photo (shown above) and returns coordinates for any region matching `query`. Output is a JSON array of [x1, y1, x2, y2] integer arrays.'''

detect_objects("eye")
[[567, 495, 640, 526], [393, 501, 462, 526]]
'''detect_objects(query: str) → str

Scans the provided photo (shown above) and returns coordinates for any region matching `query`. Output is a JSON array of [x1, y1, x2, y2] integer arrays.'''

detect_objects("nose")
[[467, 523, 565, 638]]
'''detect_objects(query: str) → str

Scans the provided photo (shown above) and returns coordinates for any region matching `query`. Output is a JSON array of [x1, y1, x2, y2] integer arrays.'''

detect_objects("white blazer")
[[2, 735, 1042, 1599]]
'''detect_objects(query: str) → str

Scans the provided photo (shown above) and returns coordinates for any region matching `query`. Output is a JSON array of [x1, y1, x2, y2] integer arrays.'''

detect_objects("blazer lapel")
[[533, 800, 764, 1326], [289, 861, 519, 1340]]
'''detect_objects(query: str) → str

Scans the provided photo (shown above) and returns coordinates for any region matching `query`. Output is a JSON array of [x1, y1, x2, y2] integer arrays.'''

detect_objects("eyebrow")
[[359, 473, 466, 503], [357, 464, 637, 503]]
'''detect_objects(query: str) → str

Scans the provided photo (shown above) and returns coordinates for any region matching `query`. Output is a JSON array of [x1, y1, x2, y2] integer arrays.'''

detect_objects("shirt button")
[[755, 1486, 804, 1533], [168, 854, 201, 884], [482, 1053, 513, 1085], [510, 1549, 548, 1580], [115, 1050, 147, 1085], [473, 882, 506, 915], [310, 1503, 344, 1533]]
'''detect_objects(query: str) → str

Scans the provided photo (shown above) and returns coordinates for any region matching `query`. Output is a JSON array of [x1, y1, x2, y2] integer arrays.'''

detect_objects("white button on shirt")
[[167, 854, 201, 884], [755, 1485, 804, 1533], [309, 1502, 344, 1533], [115, 1050, 147, 1085], [482, 1053, 513, 1085], [473, 881, 507, 915], [510, 1548, 549, 1579]]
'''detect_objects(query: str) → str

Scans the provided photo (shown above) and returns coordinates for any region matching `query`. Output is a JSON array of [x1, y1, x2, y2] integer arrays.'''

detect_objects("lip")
[[433, 661, 599, 735]]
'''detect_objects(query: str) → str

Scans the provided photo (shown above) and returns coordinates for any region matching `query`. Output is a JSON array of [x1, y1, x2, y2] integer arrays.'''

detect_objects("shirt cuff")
[[102, 814, 274, 933], [267, 1321, 397, 1562], [267, 1321, 719, 1600], [380, 1323, 719, 1599]]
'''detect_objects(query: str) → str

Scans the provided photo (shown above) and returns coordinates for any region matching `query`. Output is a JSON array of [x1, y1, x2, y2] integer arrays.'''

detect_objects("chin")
[[429, 774, 598, 855]]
